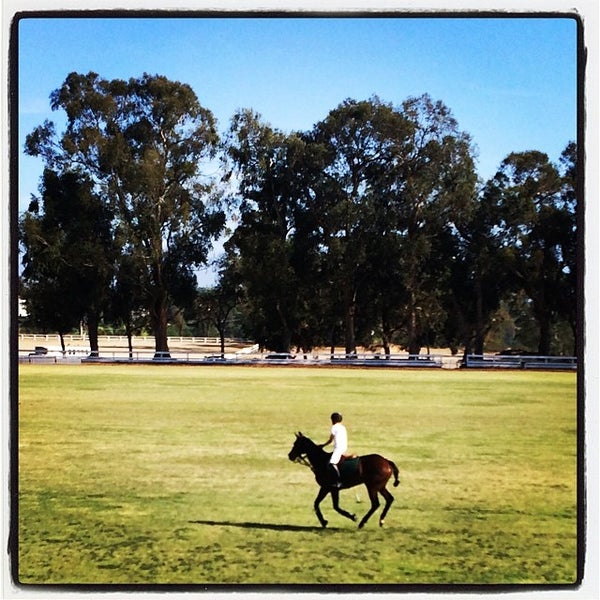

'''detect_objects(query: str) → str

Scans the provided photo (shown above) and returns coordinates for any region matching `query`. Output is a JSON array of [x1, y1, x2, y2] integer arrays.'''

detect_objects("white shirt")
[[331, 422, 348, 454]]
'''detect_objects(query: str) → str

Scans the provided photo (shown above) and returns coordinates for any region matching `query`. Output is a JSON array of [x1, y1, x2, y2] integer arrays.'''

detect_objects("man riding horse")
[[288, 425, 400, 528], [320, 412, 347, 488]]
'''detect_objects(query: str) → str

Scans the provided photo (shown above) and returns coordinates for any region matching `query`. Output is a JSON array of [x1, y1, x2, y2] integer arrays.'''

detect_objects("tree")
[[107, 250, 146, 358], [223, 109, 316, 352], [309, 97, 411, 355], [224, 96, 478, 356], [20, 169, 115, 355], [441, 190, 509, 357], [196, 276, 241, 359], [488, 149, 575, 355], [309, 95, 477, 356], [25, 72, 225, 355], [556, 142, 578, 355], [385, 95, 478, 355]]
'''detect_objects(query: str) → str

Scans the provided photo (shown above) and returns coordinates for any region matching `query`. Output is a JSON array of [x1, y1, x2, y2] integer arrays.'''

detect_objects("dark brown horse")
[[288, 432, 400, 528]]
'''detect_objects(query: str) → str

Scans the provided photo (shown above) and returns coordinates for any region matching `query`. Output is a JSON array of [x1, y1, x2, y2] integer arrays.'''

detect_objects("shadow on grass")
[[189, 519, 327, 532]]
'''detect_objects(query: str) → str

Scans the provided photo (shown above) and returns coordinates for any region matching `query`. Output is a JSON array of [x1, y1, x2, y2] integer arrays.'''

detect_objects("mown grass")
[[17, 364, 578, 586]]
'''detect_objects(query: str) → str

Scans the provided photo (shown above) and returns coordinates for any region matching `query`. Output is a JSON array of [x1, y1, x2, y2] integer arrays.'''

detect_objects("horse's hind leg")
[[314, 487, 329, 528], [358, 487, 380, 529], [331, 489, 357, 523], [378, 487, 394, 527]]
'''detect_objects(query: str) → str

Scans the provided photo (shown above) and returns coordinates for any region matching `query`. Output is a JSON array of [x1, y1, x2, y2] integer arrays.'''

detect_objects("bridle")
[[290, 434, 323, 473], [293, 453, 314, 472]]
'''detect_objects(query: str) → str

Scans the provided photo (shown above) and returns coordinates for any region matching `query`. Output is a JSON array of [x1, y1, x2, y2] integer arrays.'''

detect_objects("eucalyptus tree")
[[486, 148, 576, 355], [225, 95, 476, 356], [20, 169, 115, 354], [308, 95, 477, 356], [382, 95, 478, 355], [440, 182, 510, 357], [308, 97, 412, 355], [25, 72, 225, 355], [223, 109, 326, 352], [554, 142, 578, 355]]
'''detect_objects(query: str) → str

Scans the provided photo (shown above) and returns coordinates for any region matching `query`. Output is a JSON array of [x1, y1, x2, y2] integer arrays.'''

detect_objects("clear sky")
[[17, 15, 578, 214]]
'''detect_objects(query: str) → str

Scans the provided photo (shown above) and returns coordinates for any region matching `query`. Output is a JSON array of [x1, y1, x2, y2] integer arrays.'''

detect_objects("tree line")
[[19, 72, 578, 358]]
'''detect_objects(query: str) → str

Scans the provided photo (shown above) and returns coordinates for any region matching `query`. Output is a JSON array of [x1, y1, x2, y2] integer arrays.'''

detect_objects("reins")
[[294, 454, 315, 472]]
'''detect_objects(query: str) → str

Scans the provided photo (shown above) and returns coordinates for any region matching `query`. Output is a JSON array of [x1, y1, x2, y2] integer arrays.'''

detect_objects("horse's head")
[[288, 431, 309, 462]]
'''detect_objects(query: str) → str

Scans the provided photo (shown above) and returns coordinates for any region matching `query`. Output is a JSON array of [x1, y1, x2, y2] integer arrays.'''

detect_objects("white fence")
[[17, 335, 577, 370], [18, 334, 245, 346]]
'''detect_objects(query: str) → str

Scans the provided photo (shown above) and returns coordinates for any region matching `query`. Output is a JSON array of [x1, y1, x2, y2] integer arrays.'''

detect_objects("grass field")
[[16, 364, 579, 587]]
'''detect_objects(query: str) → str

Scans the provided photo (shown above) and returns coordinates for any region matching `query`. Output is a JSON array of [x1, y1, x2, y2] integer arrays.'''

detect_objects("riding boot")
[[329, 463, 342, 488]]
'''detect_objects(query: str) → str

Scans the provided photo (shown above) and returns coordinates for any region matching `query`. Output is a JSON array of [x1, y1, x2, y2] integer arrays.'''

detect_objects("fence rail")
[[463, 354, 577, 370], [18, 334, 250, 346], [17, 338, 577, 371], [19, 348, 449, 367]]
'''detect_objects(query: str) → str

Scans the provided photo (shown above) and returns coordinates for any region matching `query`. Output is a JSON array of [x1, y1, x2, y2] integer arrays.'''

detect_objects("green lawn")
[[17, 364, 579, 586]]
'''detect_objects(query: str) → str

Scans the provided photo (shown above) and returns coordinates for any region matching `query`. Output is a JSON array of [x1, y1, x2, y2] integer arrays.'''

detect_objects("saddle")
[[338, 455, 360, 480]]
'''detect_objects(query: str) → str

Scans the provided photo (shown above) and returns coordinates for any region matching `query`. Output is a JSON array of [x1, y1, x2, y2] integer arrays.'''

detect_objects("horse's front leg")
[[314, 487, 330, 528], [331, 489, 357, 522]]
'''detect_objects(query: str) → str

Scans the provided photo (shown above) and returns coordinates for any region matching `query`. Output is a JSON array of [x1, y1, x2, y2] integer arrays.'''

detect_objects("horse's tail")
[[388, 459, 400, 487]]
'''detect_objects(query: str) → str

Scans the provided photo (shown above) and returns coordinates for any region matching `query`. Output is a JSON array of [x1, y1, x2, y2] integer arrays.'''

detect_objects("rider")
[[320, 412, 347, 488]]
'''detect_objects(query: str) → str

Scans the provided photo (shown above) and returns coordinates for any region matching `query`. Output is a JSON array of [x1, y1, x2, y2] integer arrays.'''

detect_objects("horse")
[[288, 432, 400, 528]]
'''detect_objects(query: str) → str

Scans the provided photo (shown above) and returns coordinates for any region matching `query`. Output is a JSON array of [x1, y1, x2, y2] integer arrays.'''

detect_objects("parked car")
[[28, 346, 63, 358], [497, 348, 536, 356]]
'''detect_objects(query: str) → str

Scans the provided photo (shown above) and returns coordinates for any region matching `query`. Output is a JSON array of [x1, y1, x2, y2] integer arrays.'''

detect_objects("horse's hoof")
[[379, 520, 385, 527], [321, 520, 328, 528], [351, 514, 357, 522]]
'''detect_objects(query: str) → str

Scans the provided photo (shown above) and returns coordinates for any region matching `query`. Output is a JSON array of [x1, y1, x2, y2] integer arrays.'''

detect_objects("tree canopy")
[[20, 73, 578, 358], [24, 72, 225, 354]]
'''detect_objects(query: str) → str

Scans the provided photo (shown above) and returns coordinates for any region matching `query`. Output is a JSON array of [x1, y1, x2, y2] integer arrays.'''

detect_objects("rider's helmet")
[[331, 412, 343, 423]]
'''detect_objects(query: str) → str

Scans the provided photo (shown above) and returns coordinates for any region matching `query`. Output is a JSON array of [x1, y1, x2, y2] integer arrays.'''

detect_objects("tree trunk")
[[473, 332, 485, 356], [152, 293, 170, 356], [407, 341, 422, 356], [533, 295, 552, 356], [462, 341, 472, 364], [344, 287, 357, 356], [473, 276, 485, 355], [382, 334, 391, 358], [218, 324, 226, 358], [381, 315, 391, 358], [329, 324, 337, 357], [87, 311, 100, 358], [275, 301, 292, 353], [125, 321, 133, 360], [59, 332, 66, 354], [406, 305, 421, 356], [537, 316, 552, 356], [279, 330, 292, 354]]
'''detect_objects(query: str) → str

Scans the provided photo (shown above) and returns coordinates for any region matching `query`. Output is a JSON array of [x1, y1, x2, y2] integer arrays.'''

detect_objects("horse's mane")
[[300, 434, 318, 449], [297, 433, 330, 461]]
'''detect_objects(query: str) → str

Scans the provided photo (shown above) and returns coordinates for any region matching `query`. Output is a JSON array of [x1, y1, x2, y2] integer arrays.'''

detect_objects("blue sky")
[[18, 15, 578, 215]]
